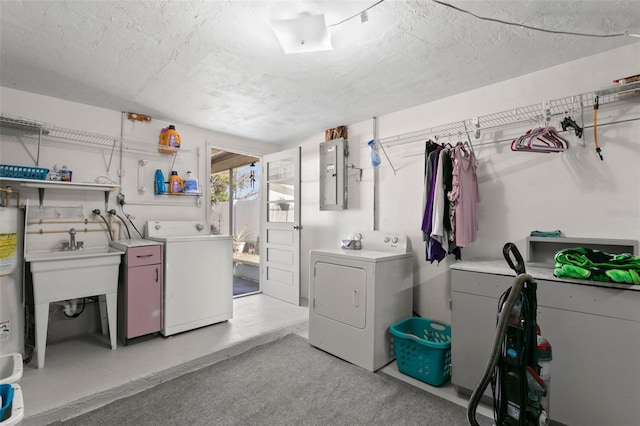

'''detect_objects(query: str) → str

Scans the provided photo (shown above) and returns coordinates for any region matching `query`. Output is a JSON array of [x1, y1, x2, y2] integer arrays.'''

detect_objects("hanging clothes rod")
[[378, 83, 640, 168], [379, 90, 630, 147], [397, 116, 640, 159]]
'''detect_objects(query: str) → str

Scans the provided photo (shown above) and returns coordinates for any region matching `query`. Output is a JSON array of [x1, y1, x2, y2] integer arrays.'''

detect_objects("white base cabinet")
[[451, 263, 640, 426]]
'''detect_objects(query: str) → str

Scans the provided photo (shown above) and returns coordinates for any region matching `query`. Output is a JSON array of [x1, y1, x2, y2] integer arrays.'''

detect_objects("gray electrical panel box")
[[319, 138, 348, 210]]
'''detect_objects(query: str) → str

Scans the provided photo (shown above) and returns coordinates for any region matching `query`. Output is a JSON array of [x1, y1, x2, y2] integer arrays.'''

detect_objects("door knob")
[[293, 225, 302, 230]]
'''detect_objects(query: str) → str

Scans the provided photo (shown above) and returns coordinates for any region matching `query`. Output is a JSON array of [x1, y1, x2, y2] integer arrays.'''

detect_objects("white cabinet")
[[451, 263, 640, 426]]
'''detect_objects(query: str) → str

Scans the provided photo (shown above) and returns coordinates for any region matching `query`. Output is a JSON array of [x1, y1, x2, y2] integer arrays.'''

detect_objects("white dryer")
[[309, 231, 414, 372]]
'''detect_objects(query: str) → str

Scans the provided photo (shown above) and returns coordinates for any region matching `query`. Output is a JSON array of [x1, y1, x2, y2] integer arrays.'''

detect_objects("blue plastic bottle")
[[154, 169, 166, 194], [368, 140, 381, 167]]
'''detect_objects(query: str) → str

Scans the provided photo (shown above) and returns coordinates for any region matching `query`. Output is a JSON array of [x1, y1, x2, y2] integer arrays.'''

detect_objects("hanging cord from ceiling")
[[432, 0, 639, 38], [327, 0, 386, 27]]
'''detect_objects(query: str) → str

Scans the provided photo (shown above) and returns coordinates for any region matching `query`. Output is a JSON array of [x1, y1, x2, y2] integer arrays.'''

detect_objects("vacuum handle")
[[503, 242, 526, 274]]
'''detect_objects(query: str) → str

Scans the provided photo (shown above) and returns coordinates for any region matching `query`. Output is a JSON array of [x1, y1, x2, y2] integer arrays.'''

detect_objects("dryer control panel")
[[348, 231, 411, 253]]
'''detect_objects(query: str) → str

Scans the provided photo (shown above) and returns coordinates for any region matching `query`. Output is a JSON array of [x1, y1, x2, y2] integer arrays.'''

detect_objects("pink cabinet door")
[[126, 264, 162, 338]]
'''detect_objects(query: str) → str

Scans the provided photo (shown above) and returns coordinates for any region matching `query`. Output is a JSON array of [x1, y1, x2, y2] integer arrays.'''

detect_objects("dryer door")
[[313, 261, 366, 329]]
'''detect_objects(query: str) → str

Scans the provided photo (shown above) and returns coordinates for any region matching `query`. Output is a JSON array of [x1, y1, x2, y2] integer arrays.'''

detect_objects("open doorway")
[[210, 149, 261, 297]]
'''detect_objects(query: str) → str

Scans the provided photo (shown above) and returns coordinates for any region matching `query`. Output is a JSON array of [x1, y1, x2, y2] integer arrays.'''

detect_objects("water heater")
[[0, 206, 25, 357]]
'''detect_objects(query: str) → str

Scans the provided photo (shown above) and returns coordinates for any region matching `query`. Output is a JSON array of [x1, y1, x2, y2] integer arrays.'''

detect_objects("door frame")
[[207, 142, 263, 296], [259, 147, 301, 305]]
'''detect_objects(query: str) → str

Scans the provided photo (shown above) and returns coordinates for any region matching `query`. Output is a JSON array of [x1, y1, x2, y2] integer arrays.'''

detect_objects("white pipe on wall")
[[372, 116, 378, 231]]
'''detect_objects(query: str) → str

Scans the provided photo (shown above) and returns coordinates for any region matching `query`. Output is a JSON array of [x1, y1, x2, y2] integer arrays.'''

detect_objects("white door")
[[260, 147, 301, 305]]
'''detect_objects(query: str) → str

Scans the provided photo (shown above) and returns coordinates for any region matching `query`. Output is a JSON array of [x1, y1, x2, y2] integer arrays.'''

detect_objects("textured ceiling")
[[1, 1, 639, 145]]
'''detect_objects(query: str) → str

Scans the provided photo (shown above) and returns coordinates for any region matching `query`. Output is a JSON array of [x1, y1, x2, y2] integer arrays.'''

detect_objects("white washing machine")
[[145, 220, 232, 336], [309, 231, 414, 372]]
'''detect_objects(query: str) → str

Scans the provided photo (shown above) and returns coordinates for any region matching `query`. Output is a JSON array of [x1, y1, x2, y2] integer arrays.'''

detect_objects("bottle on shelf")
[[49, 164, 61, 181], [169, 171, 183, 194], [158, 125, 181, 154], [60, 165, 72, 182], [154, 169, 166, 194], [183, 171, 199, 194]]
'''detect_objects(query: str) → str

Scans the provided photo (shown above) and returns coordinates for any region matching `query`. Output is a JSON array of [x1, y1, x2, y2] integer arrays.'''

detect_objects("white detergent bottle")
[[184, 171, 199, 193]]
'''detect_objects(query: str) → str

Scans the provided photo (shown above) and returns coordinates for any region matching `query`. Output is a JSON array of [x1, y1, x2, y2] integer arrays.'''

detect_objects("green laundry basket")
[[390, 317, 452, 386]]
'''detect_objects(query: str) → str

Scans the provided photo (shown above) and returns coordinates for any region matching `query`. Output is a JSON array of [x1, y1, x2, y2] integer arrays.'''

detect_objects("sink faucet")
[[69, 228, 77, 250], [61, 228, 84, 251]]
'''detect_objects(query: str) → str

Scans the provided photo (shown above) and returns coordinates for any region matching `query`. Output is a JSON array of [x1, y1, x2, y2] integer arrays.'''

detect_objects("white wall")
[[0, 86, 279, 339], [2, 43, 638, 324], [0, 86, 279, 241], [294, 42, 640, 323], [211, 200, 260, 241]]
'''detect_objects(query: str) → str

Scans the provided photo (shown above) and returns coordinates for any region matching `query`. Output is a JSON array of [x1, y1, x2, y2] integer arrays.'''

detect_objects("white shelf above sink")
[[0, 177, 119, 208], [0, 177, 118, 191]]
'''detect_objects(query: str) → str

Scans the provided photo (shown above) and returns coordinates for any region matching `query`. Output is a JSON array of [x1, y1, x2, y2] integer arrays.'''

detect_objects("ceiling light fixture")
[[270, 13, 333, 54]]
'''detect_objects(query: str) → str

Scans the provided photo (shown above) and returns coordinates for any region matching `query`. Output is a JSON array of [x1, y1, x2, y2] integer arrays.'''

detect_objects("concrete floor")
[[20, 294, 309, 426], [19, 293, 491, 426]]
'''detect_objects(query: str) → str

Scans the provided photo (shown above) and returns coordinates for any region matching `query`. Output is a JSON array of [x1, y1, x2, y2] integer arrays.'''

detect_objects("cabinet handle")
[[137, 254, 154, 258], [155, 268, 159, 283]]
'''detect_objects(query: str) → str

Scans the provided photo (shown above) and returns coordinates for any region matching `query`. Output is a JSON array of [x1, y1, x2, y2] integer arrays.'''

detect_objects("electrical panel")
[[319, 138, 348, 210]]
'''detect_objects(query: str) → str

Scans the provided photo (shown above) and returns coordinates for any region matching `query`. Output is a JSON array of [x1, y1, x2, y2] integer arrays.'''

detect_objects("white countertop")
[[450, 258, 640, 291], [109, 239, 162, 250], [309, 247, 412, 262]]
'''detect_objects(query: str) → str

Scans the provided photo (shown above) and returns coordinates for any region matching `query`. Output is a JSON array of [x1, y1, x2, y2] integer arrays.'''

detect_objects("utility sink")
[[26, 246, 124, 368], [26, 247, 123, 302]]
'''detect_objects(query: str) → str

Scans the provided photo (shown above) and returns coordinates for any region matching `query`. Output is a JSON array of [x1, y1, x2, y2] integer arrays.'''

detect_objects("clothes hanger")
[[511, 126, 568, 153], [462, 122, 476, 155], [540, 127, 569, 149], [426, 138, 439, 148]]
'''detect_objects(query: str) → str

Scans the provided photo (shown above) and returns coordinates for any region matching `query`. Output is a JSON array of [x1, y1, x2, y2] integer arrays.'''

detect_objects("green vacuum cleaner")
[[467, 243, 550, 426]]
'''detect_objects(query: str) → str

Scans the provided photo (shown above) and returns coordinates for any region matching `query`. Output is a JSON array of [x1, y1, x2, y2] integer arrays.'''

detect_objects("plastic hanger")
[[511, 126, 568, 153]]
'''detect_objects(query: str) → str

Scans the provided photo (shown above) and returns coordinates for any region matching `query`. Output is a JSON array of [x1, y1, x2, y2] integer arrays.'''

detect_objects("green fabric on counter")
[[553, 247, 640, 285]]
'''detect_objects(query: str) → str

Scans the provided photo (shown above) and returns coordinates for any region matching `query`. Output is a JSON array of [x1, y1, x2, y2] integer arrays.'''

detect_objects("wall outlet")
[[117, 193, 125, 205]]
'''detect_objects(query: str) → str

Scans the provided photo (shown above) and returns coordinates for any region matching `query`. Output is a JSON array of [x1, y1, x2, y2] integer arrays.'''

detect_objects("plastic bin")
[[0, 354, 23, 385], [390, 317, 452, 386], [0, 164, 48, 180], [0, 384, 23, 425]]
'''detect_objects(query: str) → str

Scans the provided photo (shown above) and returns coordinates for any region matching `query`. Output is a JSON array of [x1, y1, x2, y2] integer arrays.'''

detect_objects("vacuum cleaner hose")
[[466, 273, 535, 426]]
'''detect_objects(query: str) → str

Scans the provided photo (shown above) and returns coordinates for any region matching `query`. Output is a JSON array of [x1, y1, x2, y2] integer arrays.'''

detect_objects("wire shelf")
[[0, 114, 191, 156], [378, 82, 640, 172]]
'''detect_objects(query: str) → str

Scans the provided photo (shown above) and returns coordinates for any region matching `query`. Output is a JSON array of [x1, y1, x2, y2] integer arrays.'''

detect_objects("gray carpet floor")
[[57, 334, 493, 426]]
